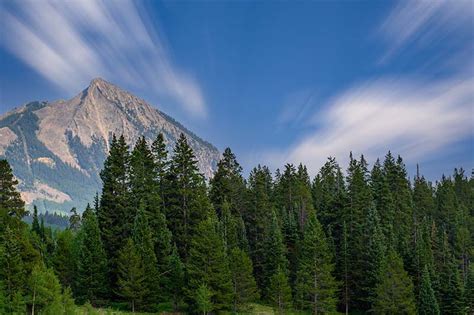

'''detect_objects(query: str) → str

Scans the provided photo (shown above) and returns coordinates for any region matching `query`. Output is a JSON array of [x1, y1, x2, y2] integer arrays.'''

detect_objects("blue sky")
[[1, 0, 473, 180]]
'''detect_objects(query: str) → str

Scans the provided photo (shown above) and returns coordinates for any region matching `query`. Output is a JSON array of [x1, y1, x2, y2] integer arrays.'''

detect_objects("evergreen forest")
[[0, 133, 473, 314]]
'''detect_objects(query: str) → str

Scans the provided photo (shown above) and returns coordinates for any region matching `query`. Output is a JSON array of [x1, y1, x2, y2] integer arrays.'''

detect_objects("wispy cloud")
[[377, 0, 473, 63], [266, 76, 473, 174], [262, 0, 474, 174], [1, 0, 207, 118]]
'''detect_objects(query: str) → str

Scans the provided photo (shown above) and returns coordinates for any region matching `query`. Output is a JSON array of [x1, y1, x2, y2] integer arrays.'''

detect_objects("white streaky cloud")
[[1, 0, 207, 118], [378, 0, 473, 62], [266, 76, 474, 175]]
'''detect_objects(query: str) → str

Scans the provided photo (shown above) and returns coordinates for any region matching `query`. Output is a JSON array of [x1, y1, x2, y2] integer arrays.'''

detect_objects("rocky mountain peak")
[[0, 78, 220, 213]]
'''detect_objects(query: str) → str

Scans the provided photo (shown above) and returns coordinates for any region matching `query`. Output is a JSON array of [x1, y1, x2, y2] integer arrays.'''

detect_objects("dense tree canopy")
[[0, 133, 472, 314]]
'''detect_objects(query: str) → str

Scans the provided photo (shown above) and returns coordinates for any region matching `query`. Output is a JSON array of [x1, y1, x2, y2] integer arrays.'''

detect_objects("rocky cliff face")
[[0, 78, 220, 213]]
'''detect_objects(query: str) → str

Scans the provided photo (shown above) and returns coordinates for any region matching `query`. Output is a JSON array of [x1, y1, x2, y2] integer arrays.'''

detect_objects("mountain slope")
[[0, 78, 220, 213]]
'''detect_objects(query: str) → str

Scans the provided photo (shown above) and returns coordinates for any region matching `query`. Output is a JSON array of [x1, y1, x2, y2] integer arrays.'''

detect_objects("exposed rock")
[[0, 78, 220, 213], [0, 127, 17, 155]]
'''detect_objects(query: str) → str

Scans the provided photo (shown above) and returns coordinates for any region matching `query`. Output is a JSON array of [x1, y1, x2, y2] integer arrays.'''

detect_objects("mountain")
[[0, 78, 220, 213]]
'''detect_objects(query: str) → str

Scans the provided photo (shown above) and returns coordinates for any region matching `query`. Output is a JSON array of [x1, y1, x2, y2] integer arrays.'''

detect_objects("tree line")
[[0, 132, 473, 314]]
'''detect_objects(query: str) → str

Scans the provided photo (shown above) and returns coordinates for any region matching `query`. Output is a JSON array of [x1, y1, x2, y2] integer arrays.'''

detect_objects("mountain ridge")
[[0, 78, 220, 213]]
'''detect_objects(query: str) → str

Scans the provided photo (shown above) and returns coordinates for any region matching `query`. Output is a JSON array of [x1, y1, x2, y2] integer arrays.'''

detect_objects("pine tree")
[[187, 214, 232, 311], [344, 153, 372, 310], [195, 283, 213, 315], [168, 244, 184, 311], [312, 158, 347, 261], [360, 205, 386, 309], [0, 228, 25, 303], [295, 213, 338, 314], [98, 134, 131, 289], [51, 229, 75, 289], [132, 204, 160, 309], [153, 210, 173, 298], [281, 205, 300, 290], [69, 207, 81, 231], [219, 200, 239, 252], [269, 267, 292, 314], [413, 172, 435, 221], [130, 136, 158, 207], [151, 132, 170, 209], [466, 265, 474, 314], [76, 205, 108, 305], [371, 159, 395, 245], [209, 147, 246, 217], [116, 238, 148, 312], [340, 221, 350, 315], [245, 165, 273, 290], [0, 281, 6, 314], [229, 248, 259, 311], [27, 264, 65, 315], [372, 250, 416, 314], [262, 209, 288, 298], [0, 159, 25, 222], [10, 291, 25, 314], [31, 205, 41, 235], [439, 255, 464, 315], [418, 266, 440, 315], [383, 153, 413, 261], [167, 133, 210, 259]]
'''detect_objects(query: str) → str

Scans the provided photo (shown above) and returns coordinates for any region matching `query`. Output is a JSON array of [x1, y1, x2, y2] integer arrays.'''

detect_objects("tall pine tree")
[[295, 213, 338, 314]]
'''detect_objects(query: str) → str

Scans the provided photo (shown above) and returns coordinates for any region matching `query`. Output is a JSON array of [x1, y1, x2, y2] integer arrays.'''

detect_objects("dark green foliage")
[[262, 209, 288, 298], [26, 264, 66, 315], [116, 238, 148, 312], [51, 229, 75, 289], [132, 204, 160, 309], [439, 256, 465, 315], [2, 138, 473, 315], [168, 244, 185, 311], [373, 250, 416, 314], [187, 213, 232, 311], [195, 283, 213, 315], [229, 247, 259, 311], [383, 153, 413, 260], [245, 165, 273, 290], [269, 267, 292, 314], [76, 205, 108, 305], [295, 213, 338, 314], [418, 266, 439, 315], [466, 265, 474, 313], [31, 205, 41, 235], [0, 159, 25, 222], [209, 147, 246, 217], [360, 205, 386, 309], [370, 159, 395, 245], [166, 133, 210, 260], [98, 134, 131, 290], [151, 133, 170, 209], [69, 207, 81, 231], [344, 153, 372, 311]]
